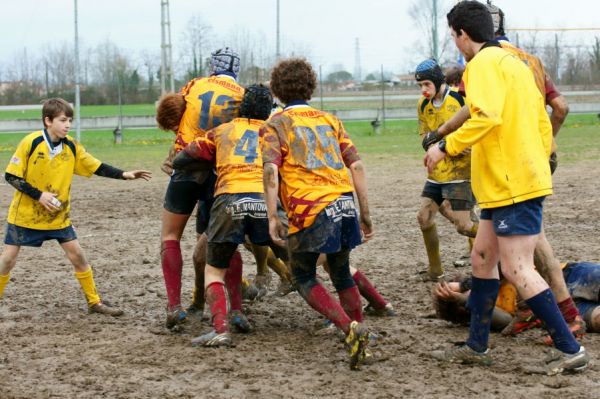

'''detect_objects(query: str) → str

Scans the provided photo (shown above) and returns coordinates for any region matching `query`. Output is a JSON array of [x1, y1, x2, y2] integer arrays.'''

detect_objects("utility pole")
[[380, 64, 386, 128], [354, 38, 361, 83], [276, 0, 281, 60], [432, 0, 439, 60], [74, 0, 81, 142], [160, 0, 175, 94]]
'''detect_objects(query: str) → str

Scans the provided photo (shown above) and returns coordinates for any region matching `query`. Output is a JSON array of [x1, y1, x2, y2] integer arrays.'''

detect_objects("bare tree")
[[178, 15, 214, 81], [407, 0, 454, 64]]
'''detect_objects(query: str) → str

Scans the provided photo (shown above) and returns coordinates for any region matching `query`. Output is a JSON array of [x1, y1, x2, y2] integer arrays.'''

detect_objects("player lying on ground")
[[262, 58, 374, 370], [0, 98, 151, 316], [433, 261, 600, 336]]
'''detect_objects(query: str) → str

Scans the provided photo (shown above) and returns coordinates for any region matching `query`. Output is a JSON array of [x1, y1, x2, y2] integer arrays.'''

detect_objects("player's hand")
[[549, 151, 558, 175], [360, 214, 374, 242], [268, 217, 287, 247], [433, 281, 460, 302], [423, 144, 446, 174], [421, 130, 441, 151], [160, 159, 174, 176], [39, 192, 61, 212], [123, 170, 152, 180]]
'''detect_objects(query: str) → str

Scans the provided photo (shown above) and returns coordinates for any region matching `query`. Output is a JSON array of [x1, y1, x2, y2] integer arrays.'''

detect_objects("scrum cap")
[[210, 47, 241, 76], [415, 59, 445, 95], [485, 1, 505, 36], [240, 84, 273, 121]]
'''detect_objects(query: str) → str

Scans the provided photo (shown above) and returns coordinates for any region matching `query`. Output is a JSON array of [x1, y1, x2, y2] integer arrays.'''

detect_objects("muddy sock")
[[205, 282, 229, 333], [557, 297, 580, 323], [161, 240, 183, 310], [75, 267, 101, 306], [191, 260, 205, 307], [298, 281, 352, 334], [466, 277, 500, 353], [0, 273, 10, 298], [421, 224, 443, 276], [224, 251, 243, 312], [338, 285, 363, 322], [527, 289, 580, 354], [468, 223, 478, 238], [352, 270, 387, 309], [268, 250, 293, 283]]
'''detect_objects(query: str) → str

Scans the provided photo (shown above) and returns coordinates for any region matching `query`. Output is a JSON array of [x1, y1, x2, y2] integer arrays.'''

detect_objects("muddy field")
[[0, 156, 598, 398]]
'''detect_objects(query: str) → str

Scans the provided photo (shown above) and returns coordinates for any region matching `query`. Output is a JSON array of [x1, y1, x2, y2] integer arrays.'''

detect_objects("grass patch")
[[0, 104, 157, 120]]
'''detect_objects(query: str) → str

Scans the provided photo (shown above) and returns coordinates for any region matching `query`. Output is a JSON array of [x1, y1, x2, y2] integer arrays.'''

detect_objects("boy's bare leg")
[[0, 245, 20, 298], [417, 198, 443, 279], [189, 233, 207, 314]]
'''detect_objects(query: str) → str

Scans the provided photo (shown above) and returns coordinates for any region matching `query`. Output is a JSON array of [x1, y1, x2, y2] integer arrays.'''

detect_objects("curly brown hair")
[[270, 58, 317, 104], [156, 93, 186, 131]]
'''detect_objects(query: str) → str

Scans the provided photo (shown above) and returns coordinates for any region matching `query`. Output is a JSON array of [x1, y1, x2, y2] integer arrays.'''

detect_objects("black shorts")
[[163, 170, 217, 234], [421, 180, 475, 211]]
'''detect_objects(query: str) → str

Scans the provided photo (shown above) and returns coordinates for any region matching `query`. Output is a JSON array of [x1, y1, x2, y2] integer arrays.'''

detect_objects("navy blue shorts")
[[4, 223, 77, 247], [422, 180, 475, 211], [207, 193, 271, 245], [287, 194, 362, 253], [480, 197, 544, 236], [163, 170, 216, 234], [563, 262, 600, 329]]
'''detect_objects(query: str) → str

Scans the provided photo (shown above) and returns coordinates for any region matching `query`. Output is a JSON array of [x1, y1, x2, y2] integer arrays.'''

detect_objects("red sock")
[[302, 283, 352, 334], [557, 297, 580, 323], [338, 286, 363, 322], [225, 250, 243, 312], [352, 270, 388, 310], [161, 240, 183, 310], [205, 282, 229, 333]]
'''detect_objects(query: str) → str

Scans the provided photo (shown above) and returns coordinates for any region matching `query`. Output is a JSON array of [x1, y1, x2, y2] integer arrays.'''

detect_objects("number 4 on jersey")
[[234, 130, 259, 163]]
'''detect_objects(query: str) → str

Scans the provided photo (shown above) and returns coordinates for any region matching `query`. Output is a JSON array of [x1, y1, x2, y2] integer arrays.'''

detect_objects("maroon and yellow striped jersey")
[[185, 118, 264, 196], [261, 104, 360, 234], [175, 75, 244, 152]]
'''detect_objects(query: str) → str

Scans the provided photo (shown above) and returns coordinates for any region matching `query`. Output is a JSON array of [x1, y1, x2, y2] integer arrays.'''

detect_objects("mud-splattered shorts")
[[422, 180, 475, 211], [563, 262, 600, 329], [480, 197, 544, 236], [163, 170, 217, 234], [4, 223, 77, 247], [287, 194, 362, 253]]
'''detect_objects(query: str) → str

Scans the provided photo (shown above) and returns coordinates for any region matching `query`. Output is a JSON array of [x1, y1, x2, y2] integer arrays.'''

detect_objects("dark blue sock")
[[526, 289, 580, 354], [466, 277, 500, 353]]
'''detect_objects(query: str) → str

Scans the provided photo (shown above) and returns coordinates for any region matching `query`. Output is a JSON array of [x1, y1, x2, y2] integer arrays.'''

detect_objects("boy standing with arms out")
[[415, 58, 477, 281], [425, 1, 589, 375], [0, 98, 151, 315], [262, 58, 373, 370]]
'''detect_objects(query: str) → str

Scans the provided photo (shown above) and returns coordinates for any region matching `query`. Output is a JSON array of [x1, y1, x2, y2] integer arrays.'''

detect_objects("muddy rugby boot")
[[431, 343, 493, 366], [229, 310, 252, 333], [525, 346, 590, 376], [501, 308, 542, 336], [273, 279, 296, 297], [363, 303, 396, 317], [165, 305, 187, 330], [542, 315, 586, 346], [88, 302, 123, 317], [191, 330, 232, 347], [345, 321, 370, 370]]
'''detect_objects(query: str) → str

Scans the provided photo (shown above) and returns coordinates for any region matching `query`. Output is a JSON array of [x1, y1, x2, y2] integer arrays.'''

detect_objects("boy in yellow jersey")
[[156, 47, 246, 330], [425, 1, 589, 375], [425, 0, 584, 340], [172, 85, 288, 347], [0, 98, 151, 316], [415, 59, 477, 281], [262, 58, 373, 370]]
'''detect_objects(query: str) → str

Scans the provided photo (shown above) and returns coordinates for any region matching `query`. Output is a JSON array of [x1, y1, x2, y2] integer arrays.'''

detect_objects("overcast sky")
[[1, 0, 598, 76]]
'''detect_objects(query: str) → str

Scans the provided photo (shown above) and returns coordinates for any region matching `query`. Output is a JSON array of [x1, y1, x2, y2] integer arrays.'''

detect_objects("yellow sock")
[[241, 277, 251, 289], [252, 245, 269, 276], [267, 252, 293, 283], [75, 267, 100, 306], [422, 224, 443, 277], [0, 273, 10, 298]]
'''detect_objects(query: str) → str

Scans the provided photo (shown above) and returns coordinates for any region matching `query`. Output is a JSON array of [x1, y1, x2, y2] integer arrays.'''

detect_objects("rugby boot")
[[363, 303, 397, 317], [191, 330, 232, 347], [501, 308, 542, 336], [272, 279, 296, 297], [542, 315, 586, 346], [525, 346, 590, 375], [345, 321, 370, 370], [165, 305, 187, 330], [431, 342, 493, 366], [89, 301, 124, 317], [252, 274, 271, 300], [229, 310, 252, 333]]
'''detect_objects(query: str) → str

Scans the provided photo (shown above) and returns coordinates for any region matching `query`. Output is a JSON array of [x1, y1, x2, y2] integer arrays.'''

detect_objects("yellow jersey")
[[261, 104, 360, 234], [445, 44, 553, 209], [418, 88, 470, 183], [6, 130, 102, 230], [186, 118, 265, 196], [175, 75, 244, 152]]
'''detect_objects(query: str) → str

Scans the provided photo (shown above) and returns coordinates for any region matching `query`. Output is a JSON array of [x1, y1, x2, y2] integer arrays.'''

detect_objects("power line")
[[508, 28, 600, 31]]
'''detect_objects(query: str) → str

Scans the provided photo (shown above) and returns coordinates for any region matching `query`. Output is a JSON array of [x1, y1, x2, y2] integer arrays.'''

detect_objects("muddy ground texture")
[[0, 156, 598, 399]]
